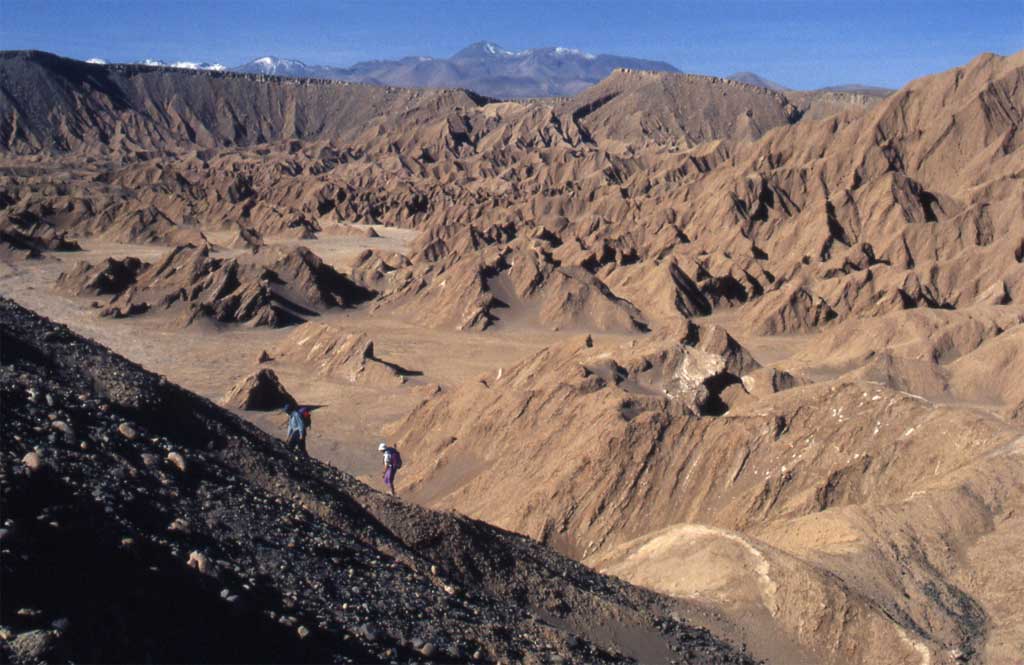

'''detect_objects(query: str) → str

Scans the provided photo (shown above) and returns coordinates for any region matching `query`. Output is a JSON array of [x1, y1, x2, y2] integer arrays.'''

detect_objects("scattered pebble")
[[166, 452, 187, 473], [117, 423, 138, 440], [22, 452, 42, 473], [187, 551, 211, 574], [167, 518, 190, 533], [355, 623, 380, 642], [51, 421, 71, 434], [11, 629, 62, 661]]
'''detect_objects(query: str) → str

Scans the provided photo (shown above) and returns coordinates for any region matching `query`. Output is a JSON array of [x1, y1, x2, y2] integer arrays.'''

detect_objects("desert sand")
[[2, 48, 1023, 663]]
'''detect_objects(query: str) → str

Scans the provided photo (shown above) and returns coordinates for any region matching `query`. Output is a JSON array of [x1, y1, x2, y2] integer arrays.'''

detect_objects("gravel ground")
[[0, 297, 754, 664]]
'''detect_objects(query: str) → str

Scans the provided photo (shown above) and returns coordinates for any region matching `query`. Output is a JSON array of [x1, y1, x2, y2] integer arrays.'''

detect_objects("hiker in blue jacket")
[[284, 404, 307, 455]]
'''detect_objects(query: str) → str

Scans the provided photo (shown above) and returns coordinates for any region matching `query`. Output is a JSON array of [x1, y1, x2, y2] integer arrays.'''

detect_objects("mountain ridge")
[[41, 44, 897, 100], [725, 71, 896, 97], [0, 49, 817, 154], [233, 40, 681, 99], [726, 71, 788, 91]]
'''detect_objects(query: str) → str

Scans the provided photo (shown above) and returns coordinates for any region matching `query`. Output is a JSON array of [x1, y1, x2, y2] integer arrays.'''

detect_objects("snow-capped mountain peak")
[[138, 58, 227, 71], [237, 56, 313, 75], [224, 41, 680, 98], [253, 56, 305, 68], [553, 47, 596, 60], [172, 61, 227, 71], [454, 41, 603, 62], [453, 41, 527, 59], [483, 42, 513, 56]]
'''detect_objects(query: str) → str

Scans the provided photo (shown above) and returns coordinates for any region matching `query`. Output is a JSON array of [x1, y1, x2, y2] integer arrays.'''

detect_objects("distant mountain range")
[[815, 83, 898, 96], [136, 58, 227, 71], [87, 57, 229, 71], [726, 71, 893, 97], [231, 41, 680, 98], [84, 41, 892, 99], [726, 71, 788, 91]]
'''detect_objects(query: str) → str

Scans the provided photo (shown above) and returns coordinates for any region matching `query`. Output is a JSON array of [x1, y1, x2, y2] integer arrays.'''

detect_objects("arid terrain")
[[2, 48, 1023, 663]]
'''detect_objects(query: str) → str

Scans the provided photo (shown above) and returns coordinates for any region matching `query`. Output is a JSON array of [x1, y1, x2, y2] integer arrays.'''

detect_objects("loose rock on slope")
[[0, 297, 754, 664]]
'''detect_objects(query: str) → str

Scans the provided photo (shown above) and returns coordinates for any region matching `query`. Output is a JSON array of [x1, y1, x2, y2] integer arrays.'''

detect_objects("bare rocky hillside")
[[2, 46, 1023, 664], [0, 297, 753, 664]]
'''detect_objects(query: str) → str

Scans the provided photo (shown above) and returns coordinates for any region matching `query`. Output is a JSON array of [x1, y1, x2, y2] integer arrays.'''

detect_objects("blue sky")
[[1, 0, 1021, 89]]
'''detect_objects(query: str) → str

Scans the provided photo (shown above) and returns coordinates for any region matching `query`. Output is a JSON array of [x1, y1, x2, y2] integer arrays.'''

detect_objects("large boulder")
[[56, 257, 147, 296], [222, 369, 295, 411]]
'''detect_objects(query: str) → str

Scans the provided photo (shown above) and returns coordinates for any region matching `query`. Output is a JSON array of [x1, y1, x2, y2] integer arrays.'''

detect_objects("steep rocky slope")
[[375, 49, 1024, 664], [559, 68, 800, 146], [0, 297, 753, 664], [723, 71, 893, 121], [385, 324, 1024, 663], [0, 51, 490, 154], [4, 50, 1020, 340]]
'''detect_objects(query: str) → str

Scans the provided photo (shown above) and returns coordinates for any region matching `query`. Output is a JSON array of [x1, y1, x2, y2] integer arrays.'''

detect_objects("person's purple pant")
[[383, 466, 396, 494]]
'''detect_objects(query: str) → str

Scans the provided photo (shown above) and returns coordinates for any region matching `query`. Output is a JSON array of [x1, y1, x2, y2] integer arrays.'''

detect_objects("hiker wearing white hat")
[[378, 441, 402, 496]]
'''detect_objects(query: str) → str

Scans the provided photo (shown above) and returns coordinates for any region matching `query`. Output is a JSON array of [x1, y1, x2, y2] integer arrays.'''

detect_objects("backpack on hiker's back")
[[387, 447, 403, 470], [298, 406, 312, 430]]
